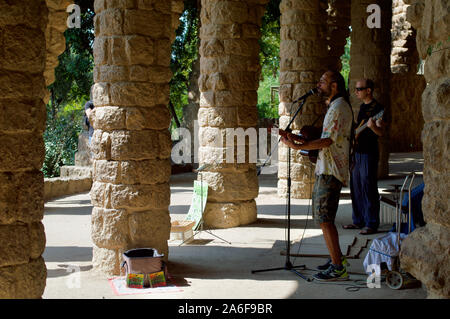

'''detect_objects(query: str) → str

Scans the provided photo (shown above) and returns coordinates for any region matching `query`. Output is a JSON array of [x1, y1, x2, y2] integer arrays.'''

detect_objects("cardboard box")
[[170, 220, 195, 242]]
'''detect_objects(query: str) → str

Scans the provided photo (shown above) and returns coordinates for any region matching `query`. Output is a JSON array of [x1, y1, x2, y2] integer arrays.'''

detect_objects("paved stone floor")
[[42, 152, 427, 299]]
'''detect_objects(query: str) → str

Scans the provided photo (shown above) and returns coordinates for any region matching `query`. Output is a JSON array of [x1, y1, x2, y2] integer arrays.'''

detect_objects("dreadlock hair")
[[326, 70, 356, 171]]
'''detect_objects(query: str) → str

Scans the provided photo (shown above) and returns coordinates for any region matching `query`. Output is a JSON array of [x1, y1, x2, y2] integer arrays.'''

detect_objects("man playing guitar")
[[344, 79, 386, 235]]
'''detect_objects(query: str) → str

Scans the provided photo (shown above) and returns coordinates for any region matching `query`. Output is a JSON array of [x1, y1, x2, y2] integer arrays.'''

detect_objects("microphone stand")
[[251, 97, 311, 282]]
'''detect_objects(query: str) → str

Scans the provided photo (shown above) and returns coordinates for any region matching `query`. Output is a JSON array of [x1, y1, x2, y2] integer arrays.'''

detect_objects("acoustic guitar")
[[279, 126, 322, 163]]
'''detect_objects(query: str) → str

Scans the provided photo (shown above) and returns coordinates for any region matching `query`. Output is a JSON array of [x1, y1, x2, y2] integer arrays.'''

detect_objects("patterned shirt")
[[315, 96, 353, 186]]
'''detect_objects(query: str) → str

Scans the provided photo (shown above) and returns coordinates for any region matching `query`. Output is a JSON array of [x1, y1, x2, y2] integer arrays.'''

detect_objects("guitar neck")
[[355, 122, 369, 136], [356, 111, 384, 136]]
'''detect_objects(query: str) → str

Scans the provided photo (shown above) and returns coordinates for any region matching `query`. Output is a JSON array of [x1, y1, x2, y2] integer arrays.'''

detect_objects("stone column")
[[0, 0, 49, 298], [349, 0, 392, 178], [278, 0, 329, 199], [197, 0, 268, 228], [91, 1, 182, 275], [389, 0, 426, 151], [400, 0, 450, 299], [327, 0, 351, 72]]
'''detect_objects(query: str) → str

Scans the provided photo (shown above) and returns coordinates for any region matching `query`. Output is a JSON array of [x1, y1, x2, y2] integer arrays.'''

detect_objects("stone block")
[[93, 106, 127, 131], [92, 245, 121, 276], [0, 224, 30, 267], [125, 35, 154, 65], [123, 9, 170, 37], [214, 90, 244, 107], [200, 39, 225, 57], [128, 210, 170, 259], [91, 130, 111, 160], [0, 257, 46, 298], [199, 91, 215, 107], [120, 159, 171, 185], [110, 129, 171, 160], [421, 78, 450, 122], [109, 183, 171, 209], [226, 72, 259, 91], [198, 107, 237, 128], [91, 207, 129, 249], [200, 23, 242, 40], [94, 160, 121, 184], [0, 171, 44, 225], [94, 65, 129, 83], [209, 2, 249, 25], [125, 106, 171, 130], [0, 133, 44, 172], [110, 82, 156, 107], [237, 105, 258, 127], [43, 176, 93, 201], [200, 170, 258, 202], [2, 25, 46, 73], [96, 8, 124, 36], [0, 71, 37, 100], [154, 38, 172, 67], [203, 200, 257, 229], [29, 222, 46, 260], [205, 72, 228, 91], [400, 223, 450, 298], [0, 99, 46, 133], [93, 82, 111, 107], [223, 39, 258, 57]]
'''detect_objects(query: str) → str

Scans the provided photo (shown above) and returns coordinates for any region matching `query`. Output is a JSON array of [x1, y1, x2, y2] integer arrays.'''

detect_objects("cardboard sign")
[[149, 271, 167, 288], [126, 273, 144, 289]]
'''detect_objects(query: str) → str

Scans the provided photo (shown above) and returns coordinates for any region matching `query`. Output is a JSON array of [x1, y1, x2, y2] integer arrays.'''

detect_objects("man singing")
[[280, 70, 353, 281]]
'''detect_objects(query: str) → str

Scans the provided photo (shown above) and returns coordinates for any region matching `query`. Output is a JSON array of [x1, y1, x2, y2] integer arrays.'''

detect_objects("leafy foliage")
[[42, 99, 85, 177], [257, 0, 281, 119], [341, 36, 351, 88], [43, 0, 94, 177], [170, 0, 200, 124]]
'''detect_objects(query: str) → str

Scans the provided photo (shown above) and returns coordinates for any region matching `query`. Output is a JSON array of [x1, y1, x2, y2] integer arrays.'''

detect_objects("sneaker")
[[317, 256, 350, 270], [313, 264, 349, 281]]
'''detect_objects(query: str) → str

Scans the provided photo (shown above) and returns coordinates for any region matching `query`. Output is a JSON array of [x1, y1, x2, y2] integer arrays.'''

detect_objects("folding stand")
[[179, 167, 231, 246]]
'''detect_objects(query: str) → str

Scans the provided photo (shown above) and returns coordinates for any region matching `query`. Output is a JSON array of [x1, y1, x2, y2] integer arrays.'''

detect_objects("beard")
[[317, 85, 332, 99]]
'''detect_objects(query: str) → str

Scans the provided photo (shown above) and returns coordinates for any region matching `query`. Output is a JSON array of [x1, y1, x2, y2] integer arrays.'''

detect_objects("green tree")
[[257, 0, 281, 119], [170, 0, 200, 126], [43, 0, 94, 177]]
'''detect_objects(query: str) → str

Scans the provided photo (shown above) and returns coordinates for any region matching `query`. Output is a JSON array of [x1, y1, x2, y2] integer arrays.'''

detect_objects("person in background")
[[84, 85, 95, 144], [344, 79, 386, 235]]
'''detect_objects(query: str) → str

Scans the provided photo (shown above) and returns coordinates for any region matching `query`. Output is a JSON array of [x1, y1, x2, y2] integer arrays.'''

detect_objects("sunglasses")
[[355, 87, 367, 91]]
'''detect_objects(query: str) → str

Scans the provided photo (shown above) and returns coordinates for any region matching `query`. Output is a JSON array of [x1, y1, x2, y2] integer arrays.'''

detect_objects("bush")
[[42, 99, 86, 178]]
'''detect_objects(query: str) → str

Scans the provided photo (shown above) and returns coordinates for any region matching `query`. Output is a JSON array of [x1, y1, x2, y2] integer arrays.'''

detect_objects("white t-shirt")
[[315, 96, 353, 186]]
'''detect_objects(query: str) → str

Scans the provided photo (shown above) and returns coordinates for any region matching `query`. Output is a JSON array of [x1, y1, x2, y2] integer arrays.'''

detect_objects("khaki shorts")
[[312, 174, 343, 224]]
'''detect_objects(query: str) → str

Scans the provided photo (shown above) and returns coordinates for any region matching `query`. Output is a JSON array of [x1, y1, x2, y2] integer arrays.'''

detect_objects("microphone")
[[292, 88, 318, 103]]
